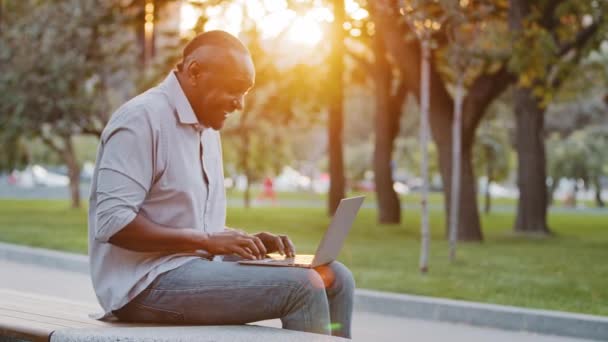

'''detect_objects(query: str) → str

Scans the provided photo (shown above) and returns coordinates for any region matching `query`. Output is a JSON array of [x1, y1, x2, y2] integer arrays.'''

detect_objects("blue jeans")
[[114, 258, 355, 338]]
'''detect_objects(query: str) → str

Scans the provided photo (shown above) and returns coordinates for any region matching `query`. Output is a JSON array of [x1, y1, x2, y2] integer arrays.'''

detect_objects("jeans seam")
[[132, 302, 182, 316], [122, 302, 185, 322], [146, 283, 301, 293]]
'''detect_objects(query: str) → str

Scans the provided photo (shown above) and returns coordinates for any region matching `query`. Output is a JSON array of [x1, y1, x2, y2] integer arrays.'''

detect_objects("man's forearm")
[[108, 213, 208, 253]]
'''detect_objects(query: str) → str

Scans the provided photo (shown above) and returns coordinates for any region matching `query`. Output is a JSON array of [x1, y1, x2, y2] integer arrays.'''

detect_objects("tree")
[[586, 127, 608, 207], [0, 0, 138, 208], [121, 0, 184, 64], [440, 0, 489, 260], [508, 0, 607, 234], [548, 127, 608, 208], [211, 5, 327, 207], [474, 117, 511, 214], [223, 49, 325, 206], [343, 2, 407, 224], [373, 0, 513, 242], [0, 0, 4, 31], [399, 0, 448, 272], [0, 135, 29, 174], [328, 0, 347, 215], [370, 0, 606, 241]]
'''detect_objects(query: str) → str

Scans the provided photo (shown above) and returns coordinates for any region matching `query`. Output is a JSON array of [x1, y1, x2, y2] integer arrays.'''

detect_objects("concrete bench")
[[0, 289, 346, 342]]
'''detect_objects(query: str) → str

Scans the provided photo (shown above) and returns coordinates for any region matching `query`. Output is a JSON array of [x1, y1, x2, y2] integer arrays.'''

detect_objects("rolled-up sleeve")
[[94, 111, 156, 242]]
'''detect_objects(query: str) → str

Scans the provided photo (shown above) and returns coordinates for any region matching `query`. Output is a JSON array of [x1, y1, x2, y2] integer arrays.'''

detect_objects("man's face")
[[191, 50, 255, 130]]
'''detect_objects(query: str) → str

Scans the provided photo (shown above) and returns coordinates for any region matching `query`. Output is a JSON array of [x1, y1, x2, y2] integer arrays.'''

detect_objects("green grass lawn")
[[0, 199, 606, 316]]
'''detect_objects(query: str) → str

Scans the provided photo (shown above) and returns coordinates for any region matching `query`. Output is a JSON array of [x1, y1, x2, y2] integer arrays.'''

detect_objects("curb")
[[354, 289, 607, 341], [1, 242, 607, 341], [0, 242, 88, 273]]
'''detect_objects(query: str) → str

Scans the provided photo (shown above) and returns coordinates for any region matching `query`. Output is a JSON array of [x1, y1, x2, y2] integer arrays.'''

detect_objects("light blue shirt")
[[88, 72, 227, 318]]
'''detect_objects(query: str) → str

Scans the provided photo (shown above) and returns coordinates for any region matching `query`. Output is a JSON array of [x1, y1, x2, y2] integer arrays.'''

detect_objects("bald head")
[[177, 30, 250, 72], [175, 30, 255, 130]]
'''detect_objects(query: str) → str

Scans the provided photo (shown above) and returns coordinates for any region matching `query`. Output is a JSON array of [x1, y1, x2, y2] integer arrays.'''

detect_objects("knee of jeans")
[[287, 268, 325, 292], [328, 261, 355, 290], [283, 269, 328, 313], [303, 268, 326, 290]]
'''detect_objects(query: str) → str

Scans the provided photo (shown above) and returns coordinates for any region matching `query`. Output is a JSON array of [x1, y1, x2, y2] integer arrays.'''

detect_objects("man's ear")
[[187, 61, 202, 86]]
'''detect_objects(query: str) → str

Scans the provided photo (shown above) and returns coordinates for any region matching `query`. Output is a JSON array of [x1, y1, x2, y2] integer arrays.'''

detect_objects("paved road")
[[1, 182, 607, 214], [0, 259, 596, 341]]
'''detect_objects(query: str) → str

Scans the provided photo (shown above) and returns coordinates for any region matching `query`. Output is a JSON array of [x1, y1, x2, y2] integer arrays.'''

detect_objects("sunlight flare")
[[286, 16, 324, 46]]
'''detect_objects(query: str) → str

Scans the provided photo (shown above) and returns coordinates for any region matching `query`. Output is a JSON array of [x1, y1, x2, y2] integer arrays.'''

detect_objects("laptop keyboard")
[[265, 255, 314, 265]]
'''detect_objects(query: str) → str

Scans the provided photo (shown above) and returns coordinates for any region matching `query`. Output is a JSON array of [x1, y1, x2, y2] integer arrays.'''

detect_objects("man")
[[88, 30, 355, 338]]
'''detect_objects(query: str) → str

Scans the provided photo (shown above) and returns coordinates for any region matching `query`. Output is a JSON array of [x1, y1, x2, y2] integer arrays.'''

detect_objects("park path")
[[1, 181, 607, 214], [0, 259, 596, 341]]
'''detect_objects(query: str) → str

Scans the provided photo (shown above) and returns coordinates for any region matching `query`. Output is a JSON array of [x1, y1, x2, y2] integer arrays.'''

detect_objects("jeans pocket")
[[115, 301, 185, 323]]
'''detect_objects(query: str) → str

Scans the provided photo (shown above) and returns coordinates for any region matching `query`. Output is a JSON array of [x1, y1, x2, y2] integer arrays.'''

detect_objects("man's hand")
[[202, 231, 267, 260], [255, 232, 296, 258]]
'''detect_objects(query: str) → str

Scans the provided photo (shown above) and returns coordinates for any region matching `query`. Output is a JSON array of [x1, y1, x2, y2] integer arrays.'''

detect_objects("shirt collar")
[[162, 71, 201, 127]]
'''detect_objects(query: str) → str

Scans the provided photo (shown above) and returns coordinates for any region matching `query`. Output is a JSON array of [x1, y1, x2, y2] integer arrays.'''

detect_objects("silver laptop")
[[238, 196, 365, 268]]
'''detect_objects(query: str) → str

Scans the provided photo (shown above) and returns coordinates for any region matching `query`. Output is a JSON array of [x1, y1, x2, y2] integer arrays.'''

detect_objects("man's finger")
[[252, 236, 267, 256], [274, 235, 286, 256], [234, 236, 256, 259], [231, 246, 255, 260], [240, 237, 263, 259], [281, 235, 296, 258]]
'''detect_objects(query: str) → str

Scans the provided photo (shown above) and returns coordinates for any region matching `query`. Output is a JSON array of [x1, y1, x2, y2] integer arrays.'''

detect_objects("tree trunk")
[[373, 31, 400, 224], [426, 64, 482, 241], [484, 177, 492, 214], [547, 177, 558, 208], [419, 39, 431, 273], [440, 141, 483, 240], [241, 130, 251, 209], [449, 75, 464, 261], [484, 149, 493, 214], [0, 0, 4, 33], [244, 175, 251, 208], [594, 177, 604, 208], [513, 87, 551, 234], [328, 0, 345, 215], [510, 0, 550, 235], [137, 0, 146, 64], [62, 136, 80, 209]]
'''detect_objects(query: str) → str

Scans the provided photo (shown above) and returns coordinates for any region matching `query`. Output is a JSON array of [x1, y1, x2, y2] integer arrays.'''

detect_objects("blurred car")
[[11, 165, 69, 187]]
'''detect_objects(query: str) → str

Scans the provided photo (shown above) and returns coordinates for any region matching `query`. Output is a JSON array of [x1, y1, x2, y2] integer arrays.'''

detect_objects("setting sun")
[[179, 1, 326, 48], [285, 16, 324, 46], [179, 3, 201, 35]]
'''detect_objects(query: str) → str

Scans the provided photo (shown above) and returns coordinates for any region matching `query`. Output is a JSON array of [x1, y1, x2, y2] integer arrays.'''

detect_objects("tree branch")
[[551, 14, 603, 89], [370, 1, 421, 94], [389, 80, 409, 141], [463, 64, 516, 135], [557, 21, 599, 57], [550, 49, 582, 90], [344, 45, 374, 76], [391, 79, 409, 107], [81, 127, 103, 138], [540, 0, 564, 31], [39, 135, 64, 155]]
